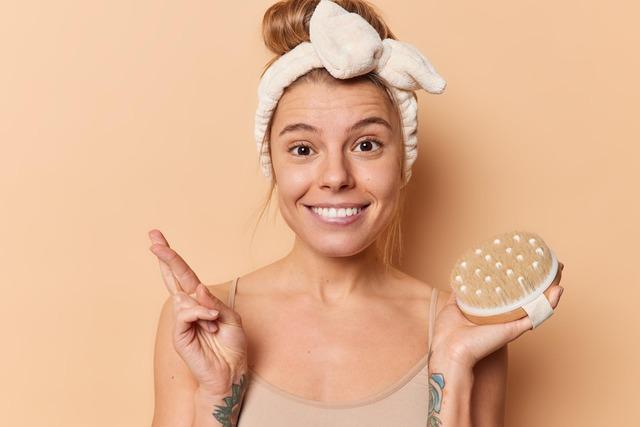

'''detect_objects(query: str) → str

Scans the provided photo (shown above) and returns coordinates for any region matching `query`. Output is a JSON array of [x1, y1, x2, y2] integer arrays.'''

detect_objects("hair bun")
[[261, 0, 395, 57]]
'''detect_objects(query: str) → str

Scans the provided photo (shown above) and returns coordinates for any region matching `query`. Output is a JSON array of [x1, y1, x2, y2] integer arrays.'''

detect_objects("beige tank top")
[[227, 277, 440, 426]]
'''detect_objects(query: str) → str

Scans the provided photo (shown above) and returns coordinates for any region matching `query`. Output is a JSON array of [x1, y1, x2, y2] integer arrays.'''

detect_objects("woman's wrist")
[[193, 372, 249, 427], [427, 348, 475, 427]]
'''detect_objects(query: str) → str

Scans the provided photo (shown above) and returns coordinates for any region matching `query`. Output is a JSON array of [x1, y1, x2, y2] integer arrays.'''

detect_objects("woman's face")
[[269, 78, 403, 257]]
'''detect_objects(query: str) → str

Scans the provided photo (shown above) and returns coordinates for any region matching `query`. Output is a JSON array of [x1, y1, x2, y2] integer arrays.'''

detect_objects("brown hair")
[[251, 0, 409, 269]]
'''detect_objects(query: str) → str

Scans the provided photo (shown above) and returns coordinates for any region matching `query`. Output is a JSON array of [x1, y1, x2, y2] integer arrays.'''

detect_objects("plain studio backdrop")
[[1, 0, 638, 425]]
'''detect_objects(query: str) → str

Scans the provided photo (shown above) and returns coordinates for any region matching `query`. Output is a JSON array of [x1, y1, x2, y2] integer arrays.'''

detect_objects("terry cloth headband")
[[254, 0, 446, 184]]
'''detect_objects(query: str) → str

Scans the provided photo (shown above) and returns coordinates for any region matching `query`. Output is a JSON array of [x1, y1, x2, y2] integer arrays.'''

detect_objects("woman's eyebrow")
[[278, 116, 391, 137], [348, 116, 392, 132], [278, 122, 318, 137]]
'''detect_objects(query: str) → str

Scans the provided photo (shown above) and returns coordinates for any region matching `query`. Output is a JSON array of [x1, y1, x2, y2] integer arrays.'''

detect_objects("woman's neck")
[[274, 236, 393, 305]]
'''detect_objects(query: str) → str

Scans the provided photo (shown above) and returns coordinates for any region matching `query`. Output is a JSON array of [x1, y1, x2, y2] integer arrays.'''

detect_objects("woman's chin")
[[307, 239, 371, 258]]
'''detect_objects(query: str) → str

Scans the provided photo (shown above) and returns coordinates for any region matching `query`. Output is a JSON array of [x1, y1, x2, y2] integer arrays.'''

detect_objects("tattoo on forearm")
[[212, 374, 247, 427], [427, 350, 445, 427]]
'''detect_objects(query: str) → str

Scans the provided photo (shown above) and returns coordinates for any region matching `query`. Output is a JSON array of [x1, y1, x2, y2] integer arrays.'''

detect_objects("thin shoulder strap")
[[428, 288, 439, 352], [228, 277, 239, 309]]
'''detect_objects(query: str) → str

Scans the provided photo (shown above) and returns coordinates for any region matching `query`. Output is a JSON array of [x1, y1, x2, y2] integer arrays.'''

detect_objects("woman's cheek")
[[277, 165, 312, 198], [274, 164, 313, 222], [363, 172, 401, 227], [359, 160, 400, 197]]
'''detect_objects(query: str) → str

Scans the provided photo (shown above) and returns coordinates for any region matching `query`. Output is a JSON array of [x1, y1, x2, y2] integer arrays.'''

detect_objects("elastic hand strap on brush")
[[522, 294, 554, 329]]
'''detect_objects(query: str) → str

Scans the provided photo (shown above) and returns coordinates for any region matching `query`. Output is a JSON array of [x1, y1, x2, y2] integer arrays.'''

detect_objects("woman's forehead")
[[273, 80, 397, 129]]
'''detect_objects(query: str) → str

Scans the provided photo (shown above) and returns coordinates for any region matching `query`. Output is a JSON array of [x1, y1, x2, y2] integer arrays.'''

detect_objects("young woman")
[[149, 1, 564, 426]]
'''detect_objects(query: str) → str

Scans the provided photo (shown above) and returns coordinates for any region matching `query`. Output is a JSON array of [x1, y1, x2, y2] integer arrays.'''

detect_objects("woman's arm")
[[427, 348, 474, 426], [193, 379, 247, 427], [427, 346, 508, 427], [471, 344, 508, 426], [430, 274, 563, 426], [429, 290, 508, 426], [152, 283, 247, 427]]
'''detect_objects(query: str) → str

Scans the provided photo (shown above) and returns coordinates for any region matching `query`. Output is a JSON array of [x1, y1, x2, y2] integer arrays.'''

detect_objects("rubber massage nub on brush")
[[449, 230, 560, 328]]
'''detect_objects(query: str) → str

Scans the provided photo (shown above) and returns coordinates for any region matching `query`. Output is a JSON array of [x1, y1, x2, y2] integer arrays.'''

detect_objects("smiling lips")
[[304, 203, 370, 225]]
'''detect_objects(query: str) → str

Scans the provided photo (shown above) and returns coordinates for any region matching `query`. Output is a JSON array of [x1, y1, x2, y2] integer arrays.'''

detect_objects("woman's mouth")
[[304, 203, 370, 226]]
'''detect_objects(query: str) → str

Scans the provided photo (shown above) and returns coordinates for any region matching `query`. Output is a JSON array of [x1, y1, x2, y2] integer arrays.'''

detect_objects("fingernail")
[[208, 309, 219, 316]]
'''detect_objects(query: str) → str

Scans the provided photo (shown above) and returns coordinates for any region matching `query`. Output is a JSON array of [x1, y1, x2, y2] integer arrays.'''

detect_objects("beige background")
[[1, 0, 638, 425]]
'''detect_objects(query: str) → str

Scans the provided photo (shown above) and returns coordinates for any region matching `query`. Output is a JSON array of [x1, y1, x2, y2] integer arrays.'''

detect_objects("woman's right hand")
[[148, 229, 249, 396]]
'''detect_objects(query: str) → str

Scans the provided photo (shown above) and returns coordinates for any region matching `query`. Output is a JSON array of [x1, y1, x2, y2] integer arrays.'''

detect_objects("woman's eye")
[[353, 139, 382, 152], [289, 144, 314, 156]]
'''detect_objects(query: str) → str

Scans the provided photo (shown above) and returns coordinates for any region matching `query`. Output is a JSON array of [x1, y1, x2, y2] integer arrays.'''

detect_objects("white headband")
[[254, 0, 446, 184]]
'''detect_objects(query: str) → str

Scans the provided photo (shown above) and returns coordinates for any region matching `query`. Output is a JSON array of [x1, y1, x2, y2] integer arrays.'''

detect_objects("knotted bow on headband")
[[254, 0, 446, 184]]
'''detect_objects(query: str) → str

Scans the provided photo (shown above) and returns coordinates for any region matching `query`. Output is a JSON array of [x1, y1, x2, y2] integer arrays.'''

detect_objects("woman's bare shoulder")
[[203, 264, 274, 306], [392, 268, 451, 316]]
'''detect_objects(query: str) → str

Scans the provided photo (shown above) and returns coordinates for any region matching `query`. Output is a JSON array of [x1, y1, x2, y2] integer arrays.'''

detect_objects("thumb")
[[196, 283, 242, 327], [507, 316, 533, 341], [473, 316, 531, 359]]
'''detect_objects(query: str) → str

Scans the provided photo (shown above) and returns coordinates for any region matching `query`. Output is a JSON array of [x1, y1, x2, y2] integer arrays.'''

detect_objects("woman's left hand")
[[430, 262, 565, 369]]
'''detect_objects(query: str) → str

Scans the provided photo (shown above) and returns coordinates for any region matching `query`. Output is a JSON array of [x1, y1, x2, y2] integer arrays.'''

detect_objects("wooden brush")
[[449, 230, 561, 327]]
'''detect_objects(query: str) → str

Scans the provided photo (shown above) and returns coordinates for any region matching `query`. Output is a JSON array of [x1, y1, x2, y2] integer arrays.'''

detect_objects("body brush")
[[449, 231, 560, 328]]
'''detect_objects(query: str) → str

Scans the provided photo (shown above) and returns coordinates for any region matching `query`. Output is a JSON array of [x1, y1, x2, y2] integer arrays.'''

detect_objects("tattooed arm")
[[427, 349, 474, 426], [193, 374, 248, 427], [152, 284, 248, 427]]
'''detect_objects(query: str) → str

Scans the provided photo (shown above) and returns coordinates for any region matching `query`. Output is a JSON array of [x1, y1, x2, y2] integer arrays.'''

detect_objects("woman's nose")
[[318, 151, 354, 191]]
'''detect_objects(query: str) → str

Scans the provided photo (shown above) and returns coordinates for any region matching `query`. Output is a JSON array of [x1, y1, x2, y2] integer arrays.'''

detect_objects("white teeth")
[[311, 206, 363, 218]]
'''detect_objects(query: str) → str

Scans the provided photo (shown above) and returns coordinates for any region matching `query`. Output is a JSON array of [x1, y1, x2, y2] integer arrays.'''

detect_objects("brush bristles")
[[450, 231, 553, 310]]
